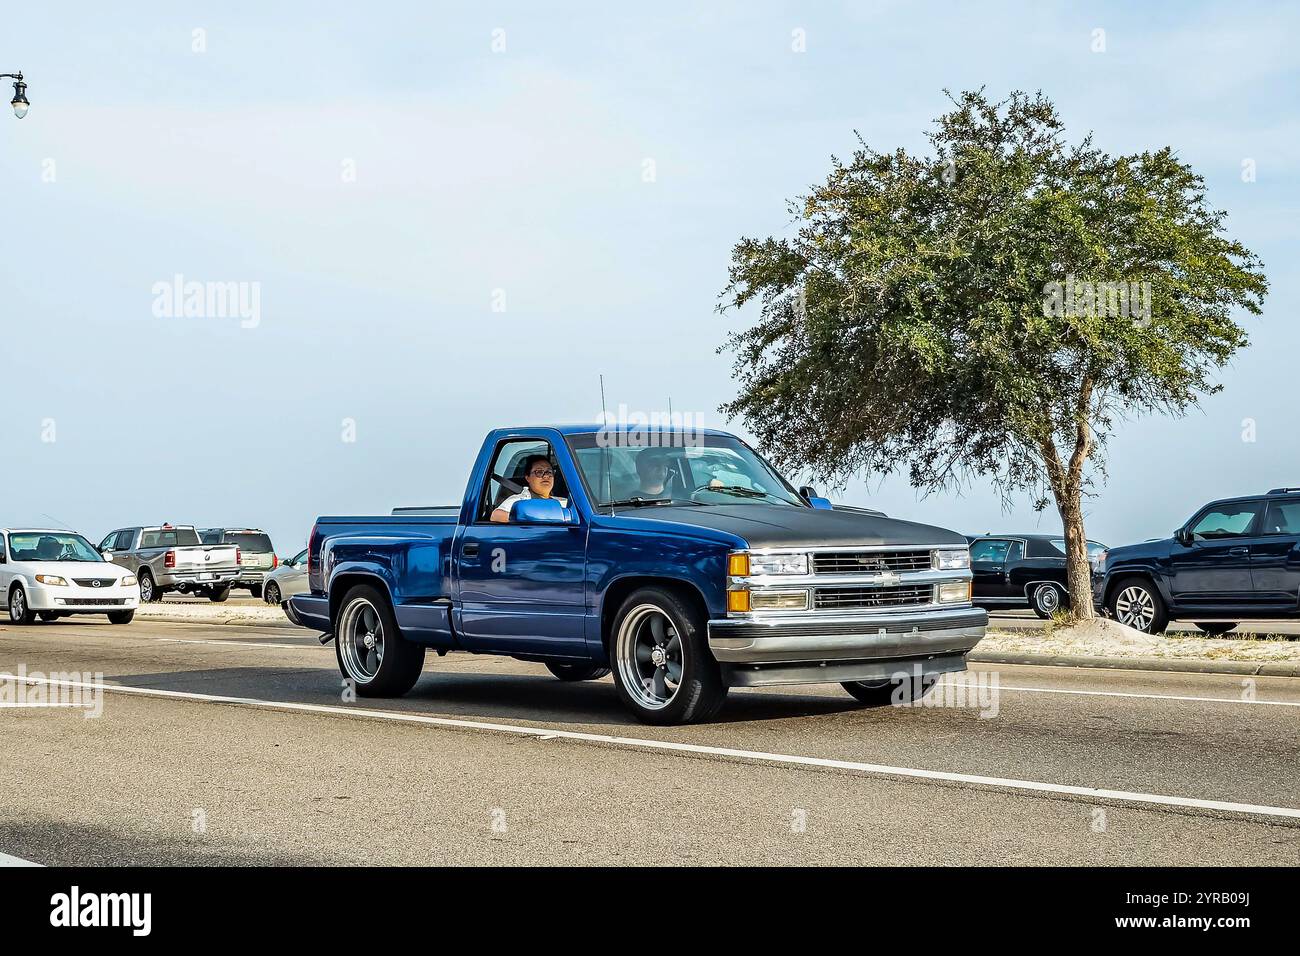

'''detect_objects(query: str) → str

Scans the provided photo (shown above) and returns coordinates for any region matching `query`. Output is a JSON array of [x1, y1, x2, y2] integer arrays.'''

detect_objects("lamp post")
[[2, 72, 29, 118]]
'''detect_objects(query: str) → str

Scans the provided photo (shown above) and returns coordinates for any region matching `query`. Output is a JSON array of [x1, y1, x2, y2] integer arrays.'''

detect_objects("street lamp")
[[3, 72, 29, 118]]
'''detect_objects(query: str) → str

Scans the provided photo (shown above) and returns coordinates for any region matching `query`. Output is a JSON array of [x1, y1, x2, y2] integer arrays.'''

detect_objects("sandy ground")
[[135, 602, 290, 626], [985, 616, 1300, 663]]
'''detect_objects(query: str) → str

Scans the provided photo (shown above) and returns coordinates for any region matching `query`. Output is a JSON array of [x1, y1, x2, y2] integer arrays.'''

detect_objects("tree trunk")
[[1056, 489, 1096, 619], [1040, 372, 1098, 619]]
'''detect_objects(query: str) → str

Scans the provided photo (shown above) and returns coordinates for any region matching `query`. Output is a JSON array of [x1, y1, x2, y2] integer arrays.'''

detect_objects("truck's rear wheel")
[[250, 584, 263, 599], [842, 675, 938, 706], [138, 571, 159, 603], [609, 586, 726, 725], [208, 585, 231, 603], [335, 584, 425, 697], [545, 662, 610, 682]]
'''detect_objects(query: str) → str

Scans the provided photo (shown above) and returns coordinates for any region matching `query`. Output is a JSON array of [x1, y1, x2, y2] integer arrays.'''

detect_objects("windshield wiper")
[[706, 486, 796, 504], [604, 497, 676, 508]]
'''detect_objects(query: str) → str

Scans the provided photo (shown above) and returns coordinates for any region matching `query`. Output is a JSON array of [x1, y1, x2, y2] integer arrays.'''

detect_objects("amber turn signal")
[[727, 590, 751, 613]]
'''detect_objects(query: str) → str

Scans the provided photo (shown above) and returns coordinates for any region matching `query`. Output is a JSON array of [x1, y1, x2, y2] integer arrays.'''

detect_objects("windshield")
[[226, 533, 274, 552], [7, 532, 104, 563], [567, 433, 806, 508]]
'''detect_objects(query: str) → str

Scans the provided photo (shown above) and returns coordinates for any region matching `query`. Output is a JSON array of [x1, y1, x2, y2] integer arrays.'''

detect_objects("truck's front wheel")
[[610, 586, 726, 725], [335, 584, 425, 697]]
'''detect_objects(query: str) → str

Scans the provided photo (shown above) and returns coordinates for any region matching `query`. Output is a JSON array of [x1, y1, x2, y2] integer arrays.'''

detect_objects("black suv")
[[1094, 488, 1300, 634], [968, 534, 1107, 618]]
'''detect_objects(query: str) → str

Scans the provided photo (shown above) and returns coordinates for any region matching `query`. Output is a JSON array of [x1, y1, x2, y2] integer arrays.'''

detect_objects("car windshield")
[[7, 532, 104, 563], [567, 432, 806, 508], [226, 533, 273, 552]]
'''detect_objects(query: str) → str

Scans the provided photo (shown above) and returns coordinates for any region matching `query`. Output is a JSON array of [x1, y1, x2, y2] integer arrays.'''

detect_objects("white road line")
[[0, 851, 41, 867], [944, 676, 1300, 708], [151, 637, 306, 650], [5, 672, 1299, 822]]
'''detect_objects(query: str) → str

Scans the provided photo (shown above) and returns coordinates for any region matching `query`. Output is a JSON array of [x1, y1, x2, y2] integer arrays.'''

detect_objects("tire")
[[38, 611, 61, 622], [264, 582, 281, 605], [841, 675, 938, 707], [208, 586, 232, 603], [250, 585, 263, 600], [108, 610, 135, 625], [8, 586, 37, 625], [138, 571, 159, 603], [1030, 583, 1065, 619], [334, 584, 425, 697], [1195, 622, 1238, 636], [1108, 576, 1169, 634], [545, 662, 611, 682], [609, 586, 727, 725]]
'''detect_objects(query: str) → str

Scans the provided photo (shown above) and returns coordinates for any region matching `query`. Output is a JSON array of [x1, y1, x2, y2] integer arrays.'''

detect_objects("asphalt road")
[[1, 615, 1297, 866]]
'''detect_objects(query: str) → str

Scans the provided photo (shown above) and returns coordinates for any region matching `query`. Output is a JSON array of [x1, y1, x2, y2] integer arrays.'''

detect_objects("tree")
[[718, 90, 1267, 618]]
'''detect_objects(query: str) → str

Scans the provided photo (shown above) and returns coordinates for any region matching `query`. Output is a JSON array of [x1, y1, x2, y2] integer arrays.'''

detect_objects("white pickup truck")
[[98, 524, 241, 602]]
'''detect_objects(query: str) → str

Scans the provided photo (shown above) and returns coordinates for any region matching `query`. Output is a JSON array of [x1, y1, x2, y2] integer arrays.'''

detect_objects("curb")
[[136, 613, 301, 631], [969, 651, 1300, 678]]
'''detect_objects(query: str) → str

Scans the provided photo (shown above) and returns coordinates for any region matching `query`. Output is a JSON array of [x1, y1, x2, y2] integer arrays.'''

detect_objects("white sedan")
[[1, 529, 140, 624]]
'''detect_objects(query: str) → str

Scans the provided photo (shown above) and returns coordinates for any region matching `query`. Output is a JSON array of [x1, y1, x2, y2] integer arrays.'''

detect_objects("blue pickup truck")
[[287, 425, 987, 724]]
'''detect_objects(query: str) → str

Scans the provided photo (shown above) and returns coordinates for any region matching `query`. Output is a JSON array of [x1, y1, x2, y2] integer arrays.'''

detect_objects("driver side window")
[[1190, 501, 1262, 539], [479, 439, 566, 522]]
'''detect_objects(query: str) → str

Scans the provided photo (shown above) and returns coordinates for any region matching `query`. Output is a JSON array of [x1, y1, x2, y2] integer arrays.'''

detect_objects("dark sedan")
[[967, 534, 1107, 618]]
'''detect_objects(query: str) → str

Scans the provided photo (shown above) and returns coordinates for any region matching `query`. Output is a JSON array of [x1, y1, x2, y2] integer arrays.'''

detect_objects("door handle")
[[1228, 546, 1249, 555], [461, 542, 480, 558]]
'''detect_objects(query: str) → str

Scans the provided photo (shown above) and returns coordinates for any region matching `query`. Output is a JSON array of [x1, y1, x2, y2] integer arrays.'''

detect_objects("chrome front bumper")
[[708, 605, 987, 687]]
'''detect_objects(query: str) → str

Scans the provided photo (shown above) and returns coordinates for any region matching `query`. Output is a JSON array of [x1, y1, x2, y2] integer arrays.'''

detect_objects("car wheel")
[[1194, 622, 1238, 636], [335, 584, 425, 697], [8, 586, 37, 625], [1108, 577, 1168, 634], [1030, 583, 1065, 619], [264, 582, 281, 605], [38, 611, 61, 622], [545, 662, 611, 682], [108, 610, 135, 625], [610, 586, 727, 725], [138, 571, 159, 603], [842, 675, 938, 706], [250, 584, 263, 600], [208, 586, 231, 603]]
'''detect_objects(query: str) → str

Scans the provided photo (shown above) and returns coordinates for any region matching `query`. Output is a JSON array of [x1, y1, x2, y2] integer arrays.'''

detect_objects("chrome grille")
[[813, 585, 933, 610], [811, 550, 932, 574]]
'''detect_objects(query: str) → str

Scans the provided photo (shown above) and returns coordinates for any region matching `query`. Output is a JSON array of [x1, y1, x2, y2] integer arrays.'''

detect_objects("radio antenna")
[[599, 374, 608, 425]]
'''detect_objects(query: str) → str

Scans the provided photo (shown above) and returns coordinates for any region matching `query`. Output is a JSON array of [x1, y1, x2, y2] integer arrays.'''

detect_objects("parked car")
[[98, 524, 240, 603], [200, 528, 277, 598], [0, 529, 139, 624], [1094, 487, 1300, 634], [287, 425, 987, 725], [968, 534, 1108, 618], [262, 548, 308, 605]]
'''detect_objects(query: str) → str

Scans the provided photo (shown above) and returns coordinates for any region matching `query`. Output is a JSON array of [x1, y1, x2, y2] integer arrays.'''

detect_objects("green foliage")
[[718, 90, 1267, 506]]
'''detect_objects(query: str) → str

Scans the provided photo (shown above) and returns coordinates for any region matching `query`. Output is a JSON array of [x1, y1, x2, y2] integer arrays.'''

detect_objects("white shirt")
[[494, 489, 568, 517]]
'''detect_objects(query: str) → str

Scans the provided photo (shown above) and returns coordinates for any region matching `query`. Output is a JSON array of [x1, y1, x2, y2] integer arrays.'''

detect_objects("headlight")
[[729, 552, 809, 576], [937, 581, 971, 604], [933, 549, 970, 570], [35, 574, 68, 586], [121, 574, 138, 587]]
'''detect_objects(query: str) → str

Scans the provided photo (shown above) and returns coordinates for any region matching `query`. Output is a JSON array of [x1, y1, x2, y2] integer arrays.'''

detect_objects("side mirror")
[[101, 550, 114, 558], [808, 497, 833, 510], [513, 498, 576, 525], [1174, 528, 1193, 547]]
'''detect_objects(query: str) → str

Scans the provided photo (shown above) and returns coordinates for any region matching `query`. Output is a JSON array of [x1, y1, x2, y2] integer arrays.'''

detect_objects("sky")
[[1, 1, 1297, 555]]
